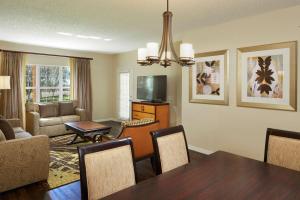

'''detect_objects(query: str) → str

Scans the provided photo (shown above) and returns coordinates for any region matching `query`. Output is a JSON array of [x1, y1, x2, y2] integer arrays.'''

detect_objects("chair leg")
[[150, 156, 156, 172]]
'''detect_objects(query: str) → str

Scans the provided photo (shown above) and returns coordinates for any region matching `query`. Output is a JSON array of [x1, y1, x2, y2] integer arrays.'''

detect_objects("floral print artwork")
[[196, 60, 221, 95], [247, 55, 283, 98]]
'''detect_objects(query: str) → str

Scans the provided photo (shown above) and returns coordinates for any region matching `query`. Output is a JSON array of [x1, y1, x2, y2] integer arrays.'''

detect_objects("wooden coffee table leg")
[[67, 134, 79, 145]]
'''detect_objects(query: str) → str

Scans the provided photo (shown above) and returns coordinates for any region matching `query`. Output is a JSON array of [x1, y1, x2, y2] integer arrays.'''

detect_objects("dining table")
[[48, 151, 300, 200]]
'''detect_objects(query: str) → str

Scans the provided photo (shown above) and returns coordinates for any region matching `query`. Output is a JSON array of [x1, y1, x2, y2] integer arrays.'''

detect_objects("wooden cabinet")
[[131, 101, 170, 129]]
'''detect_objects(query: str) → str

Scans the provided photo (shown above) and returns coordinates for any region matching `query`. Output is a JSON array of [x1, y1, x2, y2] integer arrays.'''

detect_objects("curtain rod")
[[0, 49, 93, 60]]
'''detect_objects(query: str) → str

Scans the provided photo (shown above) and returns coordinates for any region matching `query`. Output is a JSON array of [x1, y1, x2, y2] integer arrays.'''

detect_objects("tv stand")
[[141, 100, 164, 104], [131, 101, 169, 128]]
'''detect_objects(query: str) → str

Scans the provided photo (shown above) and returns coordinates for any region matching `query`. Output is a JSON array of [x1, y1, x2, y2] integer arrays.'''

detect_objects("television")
[[137, 75, 167, 102]]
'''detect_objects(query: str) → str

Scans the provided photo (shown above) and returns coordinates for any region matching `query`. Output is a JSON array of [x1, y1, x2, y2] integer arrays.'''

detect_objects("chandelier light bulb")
[[138, 48, 147, 60], [146, 42, 159, 58], [191, 49, 195, 59], [180, 43, 193, 59]]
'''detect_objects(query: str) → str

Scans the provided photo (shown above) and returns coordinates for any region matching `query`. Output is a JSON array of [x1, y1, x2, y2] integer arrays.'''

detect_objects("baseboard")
[[188, 145, 215, 155]]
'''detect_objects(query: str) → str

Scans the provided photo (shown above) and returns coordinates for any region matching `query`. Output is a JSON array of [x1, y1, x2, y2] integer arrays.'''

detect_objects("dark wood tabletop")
[[103, 151, 300, 200], [47, 151, 300, 200], [65, 121, 111, 133]]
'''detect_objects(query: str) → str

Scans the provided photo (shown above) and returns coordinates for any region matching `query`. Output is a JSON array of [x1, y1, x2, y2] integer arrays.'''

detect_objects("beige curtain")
[[70, 58, 92, 120], [0, 51, 25, 127]]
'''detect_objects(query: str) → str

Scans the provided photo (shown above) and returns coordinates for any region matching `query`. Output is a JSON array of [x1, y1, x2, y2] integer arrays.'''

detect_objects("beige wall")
[[113, 49, 182, 125], [181, 5, 300, 160], [0, 41, 116, 121]]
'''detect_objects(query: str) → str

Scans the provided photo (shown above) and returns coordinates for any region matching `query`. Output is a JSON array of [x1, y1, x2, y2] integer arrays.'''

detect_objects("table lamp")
[[0, 76, 10, 118], [0, 76, 11, 94]]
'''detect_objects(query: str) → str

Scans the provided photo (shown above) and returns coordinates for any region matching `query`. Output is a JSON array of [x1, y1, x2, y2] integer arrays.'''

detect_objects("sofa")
[[26, 101, 86, 137], [0, 118, 49, 193], [102, 119, 160, 161]]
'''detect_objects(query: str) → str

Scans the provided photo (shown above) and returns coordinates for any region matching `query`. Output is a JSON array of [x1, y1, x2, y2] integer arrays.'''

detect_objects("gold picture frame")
[[189, 50, 229, 105], [237, 41, 297, 111]]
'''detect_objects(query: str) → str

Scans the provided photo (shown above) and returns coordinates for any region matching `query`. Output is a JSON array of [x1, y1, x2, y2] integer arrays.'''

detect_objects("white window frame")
[[25, 64, 71, 103]]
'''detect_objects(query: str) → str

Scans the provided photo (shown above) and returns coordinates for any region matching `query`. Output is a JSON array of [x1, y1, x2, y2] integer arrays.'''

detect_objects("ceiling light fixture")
[[137, 0, 195, 67], [89, 36, 101, 40], [76, 35, 90, 39], [104, 38, 112, 41], [57, 32, 73, 36]]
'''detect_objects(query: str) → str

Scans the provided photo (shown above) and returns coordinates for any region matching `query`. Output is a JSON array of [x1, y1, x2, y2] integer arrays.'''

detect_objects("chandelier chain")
[[167, 0, 169, 12]]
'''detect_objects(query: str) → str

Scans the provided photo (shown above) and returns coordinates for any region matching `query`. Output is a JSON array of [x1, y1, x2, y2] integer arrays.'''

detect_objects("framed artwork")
[[237, 41, 297, 111], [189, 50, 229, 105]]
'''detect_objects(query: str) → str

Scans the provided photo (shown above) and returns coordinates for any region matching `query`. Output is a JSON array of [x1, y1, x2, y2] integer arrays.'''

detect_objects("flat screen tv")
[[137, 75, 167, 102]]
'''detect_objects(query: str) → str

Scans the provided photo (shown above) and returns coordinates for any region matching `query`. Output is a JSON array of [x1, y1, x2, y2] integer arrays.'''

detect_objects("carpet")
[[48, 134, 90, 189], [47, 121, 121, 189]]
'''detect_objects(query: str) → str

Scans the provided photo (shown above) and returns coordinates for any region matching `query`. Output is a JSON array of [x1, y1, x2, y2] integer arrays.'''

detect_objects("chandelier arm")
[[158, 18, 165, 58], [167, 11, 179, 62], [164, 12, 169, 61], [167, 0, 169, 12], [158, 12, 168, 59]]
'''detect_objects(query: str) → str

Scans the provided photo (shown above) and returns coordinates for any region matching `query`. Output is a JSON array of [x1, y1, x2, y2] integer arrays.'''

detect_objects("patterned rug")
[[48, 134, 92, 189], [46, 121, 121, 189]]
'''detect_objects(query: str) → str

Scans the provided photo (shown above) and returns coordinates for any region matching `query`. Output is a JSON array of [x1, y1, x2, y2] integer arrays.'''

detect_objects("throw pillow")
[[59, 102, 75, 116], [0, 130, 6, 142], [39, 103, 59, 118], [0, 119, 15, 140]]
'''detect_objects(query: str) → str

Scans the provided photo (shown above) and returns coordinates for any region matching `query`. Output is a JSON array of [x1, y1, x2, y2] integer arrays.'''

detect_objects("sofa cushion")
[[13, 127, 25, 133], [15, 131, 32, 139], [59, 102, 75, 116], [39, 103, 59, 118], [0, 119, 15, 140], [39, 117, 63, 127], [61, 115, 80, 123], [0, 130, 6, 142]]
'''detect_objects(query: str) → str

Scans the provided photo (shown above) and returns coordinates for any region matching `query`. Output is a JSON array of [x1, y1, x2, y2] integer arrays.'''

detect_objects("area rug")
[[47, 121, 121, 189], [48, 134, 91, 189]]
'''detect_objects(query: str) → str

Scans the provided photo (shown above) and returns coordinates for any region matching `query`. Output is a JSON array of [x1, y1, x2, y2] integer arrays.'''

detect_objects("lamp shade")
[[138, 48, 147, 60], [0, 76, 11, 90], [146, 42, 159, 57], [180, 43, 193, 58]]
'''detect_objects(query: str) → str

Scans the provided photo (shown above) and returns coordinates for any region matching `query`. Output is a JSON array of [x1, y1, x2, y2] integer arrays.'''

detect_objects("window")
[[119, 72, 130, 119], [25, 65, 71, 103]]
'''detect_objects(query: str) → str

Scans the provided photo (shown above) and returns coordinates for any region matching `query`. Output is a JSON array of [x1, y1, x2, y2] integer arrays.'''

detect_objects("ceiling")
[[0, 0, 300, 54]]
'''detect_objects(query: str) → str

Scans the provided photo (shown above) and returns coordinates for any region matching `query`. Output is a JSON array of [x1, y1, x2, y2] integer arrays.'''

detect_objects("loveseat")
[[26, 101, 86, 137], [0, 118, 49, 192]]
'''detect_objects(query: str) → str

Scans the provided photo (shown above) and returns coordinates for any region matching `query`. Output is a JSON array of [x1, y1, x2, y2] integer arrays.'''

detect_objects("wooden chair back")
[[78, 138, 137, 200], [151, 125, 190, 174], [264, 128, 300, 171]]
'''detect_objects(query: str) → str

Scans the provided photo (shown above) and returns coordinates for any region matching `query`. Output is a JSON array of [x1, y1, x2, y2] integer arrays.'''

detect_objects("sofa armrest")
[[26, 112, 40, 136], [7, 118, 21, 128], [75, 108, 87, 121], [0, 135, 50, 192]]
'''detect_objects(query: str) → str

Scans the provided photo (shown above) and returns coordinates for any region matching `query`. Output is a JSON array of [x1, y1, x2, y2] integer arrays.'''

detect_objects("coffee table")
[[64, 121, 112, 144]]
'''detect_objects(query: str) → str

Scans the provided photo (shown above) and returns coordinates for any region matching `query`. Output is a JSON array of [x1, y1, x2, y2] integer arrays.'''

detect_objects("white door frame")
[[117, 70, 133, 120]]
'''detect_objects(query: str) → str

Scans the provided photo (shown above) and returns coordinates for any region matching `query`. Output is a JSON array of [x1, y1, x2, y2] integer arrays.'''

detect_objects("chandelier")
[[137, 0, 195, 67]]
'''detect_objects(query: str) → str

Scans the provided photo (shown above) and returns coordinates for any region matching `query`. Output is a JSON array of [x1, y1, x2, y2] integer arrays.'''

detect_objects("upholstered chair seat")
[[265, 128, 300, 171], [151, 125, 190, 174], [78, 138, 137, 200]]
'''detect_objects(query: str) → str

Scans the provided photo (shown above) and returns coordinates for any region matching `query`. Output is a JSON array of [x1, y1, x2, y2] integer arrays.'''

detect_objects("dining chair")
[[264, 128, 300, 171], [151, 125, 190, 175], [78, 137, 137, 200]]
